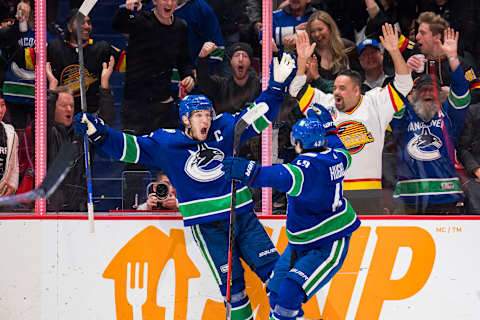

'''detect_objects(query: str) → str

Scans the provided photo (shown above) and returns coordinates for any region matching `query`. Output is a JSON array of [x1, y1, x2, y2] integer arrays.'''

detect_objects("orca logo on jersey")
[[407, 126, 442, 161], [184, 143, 225, 182]]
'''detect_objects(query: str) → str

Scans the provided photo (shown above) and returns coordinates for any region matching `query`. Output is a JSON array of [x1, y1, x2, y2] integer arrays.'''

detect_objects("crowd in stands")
[[0, 0, 479, 214]]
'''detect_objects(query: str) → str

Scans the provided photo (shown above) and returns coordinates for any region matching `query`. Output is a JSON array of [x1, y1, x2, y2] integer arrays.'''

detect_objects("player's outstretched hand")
[[306, 103, 336, 134], [269, 52, 297, 92], [73, 113, 109, 143], [222, 157, 260, 186]]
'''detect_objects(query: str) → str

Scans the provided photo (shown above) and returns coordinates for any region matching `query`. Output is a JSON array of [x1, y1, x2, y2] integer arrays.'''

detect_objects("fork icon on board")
[[126, 262, 148, 320]]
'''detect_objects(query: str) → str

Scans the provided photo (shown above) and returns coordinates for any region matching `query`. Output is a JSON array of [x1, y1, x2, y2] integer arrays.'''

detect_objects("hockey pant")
[[191, 210, 279, 319], [268, 237, 350, 320]]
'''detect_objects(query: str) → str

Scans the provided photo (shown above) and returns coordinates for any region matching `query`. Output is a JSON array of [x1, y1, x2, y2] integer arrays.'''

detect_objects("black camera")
[[155, 182, 169, 201]]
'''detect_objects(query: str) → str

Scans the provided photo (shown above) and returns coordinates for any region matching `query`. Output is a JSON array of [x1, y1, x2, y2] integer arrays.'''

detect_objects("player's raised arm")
[[236, 52, 297, 145]]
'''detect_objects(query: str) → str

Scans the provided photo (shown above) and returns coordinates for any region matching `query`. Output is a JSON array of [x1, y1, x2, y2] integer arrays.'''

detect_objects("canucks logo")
[[407, 127, 442, 161], [184, 143, 225, 182], [337, 121, 374, 154]]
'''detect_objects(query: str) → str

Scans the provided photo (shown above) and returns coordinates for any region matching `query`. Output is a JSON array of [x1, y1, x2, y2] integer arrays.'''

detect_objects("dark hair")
[[63, 9, 80, 40], [65, 9, 79, 27], [337, 69, 362, 88], [155, 170, 168, 180]]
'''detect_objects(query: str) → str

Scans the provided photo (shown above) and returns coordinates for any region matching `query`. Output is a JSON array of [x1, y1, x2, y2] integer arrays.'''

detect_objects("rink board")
[[0, 215, 479, 320]]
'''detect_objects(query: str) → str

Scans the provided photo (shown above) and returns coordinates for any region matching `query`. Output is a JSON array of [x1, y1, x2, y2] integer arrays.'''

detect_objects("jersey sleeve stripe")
[[245, 103, 271, 133], [284, 164, 304, 196], [387, 83, 405, 113], [470, 82, 480, 90], [25, 48, 35, 70], [398, 34, 409, 52], [120, 133, 140, 163], [115, 50, 126, 73], [252, 115, 270, 133], [393, 107, 406, 119], [298, 85, 315, 113], [449, 89, 471, 109], [334, 148, 352, 169], [210, 47, 225, 62]]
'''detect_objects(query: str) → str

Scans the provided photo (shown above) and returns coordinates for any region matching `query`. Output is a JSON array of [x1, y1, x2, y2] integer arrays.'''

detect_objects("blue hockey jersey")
[[174, 0, 225, 66], [98, 88, 283, 226], [390, 66, 471, 205], [272, 5, 315, 48], [258, 4, 316, 50], [2, 27, 36, 105], [251, 144, 360, 251]]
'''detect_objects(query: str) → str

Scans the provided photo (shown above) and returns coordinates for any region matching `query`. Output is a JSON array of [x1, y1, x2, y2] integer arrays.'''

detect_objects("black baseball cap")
[[413, 74, 441, 89], [228, 42, 253, 60]]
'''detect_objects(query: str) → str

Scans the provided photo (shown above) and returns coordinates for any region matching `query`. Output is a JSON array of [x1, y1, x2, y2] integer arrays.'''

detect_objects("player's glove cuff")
[[222, 157, 260, 186], [306, 105, 337, 134], [73, 113, 109, 144]]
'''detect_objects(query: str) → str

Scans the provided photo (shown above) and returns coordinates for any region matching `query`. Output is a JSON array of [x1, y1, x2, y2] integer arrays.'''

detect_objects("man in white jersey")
[[290, 24, 413, 214]]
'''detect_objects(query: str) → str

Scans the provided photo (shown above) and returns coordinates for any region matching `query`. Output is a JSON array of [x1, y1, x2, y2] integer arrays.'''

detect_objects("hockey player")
[[289, 24, 413, 214], [221, 105, 361, 320], [74, 52, 296, 320]]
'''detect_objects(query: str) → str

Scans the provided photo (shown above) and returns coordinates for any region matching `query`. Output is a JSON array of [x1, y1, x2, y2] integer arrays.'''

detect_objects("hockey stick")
[[76, 0, 98, 232], [0, 142, 80, 206], [78, 0, 98, 17], [225, 102, 269, 320]]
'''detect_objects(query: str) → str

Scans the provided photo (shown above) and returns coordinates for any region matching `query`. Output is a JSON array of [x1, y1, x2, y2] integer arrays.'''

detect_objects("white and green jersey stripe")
[[449, 88, 470, 110], [120, 133, 140, 163], [283, 164, 303, 197], [393, 178, 463, 198], [245, 103, 272, 134], [286, 201, 357, 246], [180, 186, 253, 223]]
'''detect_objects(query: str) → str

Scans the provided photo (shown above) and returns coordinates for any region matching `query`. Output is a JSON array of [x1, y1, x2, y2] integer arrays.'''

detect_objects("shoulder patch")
[[465, 68, 477, 82]]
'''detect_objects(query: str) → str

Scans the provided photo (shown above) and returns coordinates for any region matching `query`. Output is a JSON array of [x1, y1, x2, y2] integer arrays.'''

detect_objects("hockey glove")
[[222, 156, 260, 186], [268, 52, 297, 93], [73, 113, 109, 143], [306, 103, 337, 134]]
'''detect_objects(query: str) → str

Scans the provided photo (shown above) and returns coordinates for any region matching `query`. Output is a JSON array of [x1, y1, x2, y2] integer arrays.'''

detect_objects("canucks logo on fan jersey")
[[407, 127, 442, 161], [184, 143, 225, 182]]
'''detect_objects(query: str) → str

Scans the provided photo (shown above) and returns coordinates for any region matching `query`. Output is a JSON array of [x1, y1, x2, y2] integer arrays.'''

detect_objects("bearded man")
[[390, 28, 471, 214]]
